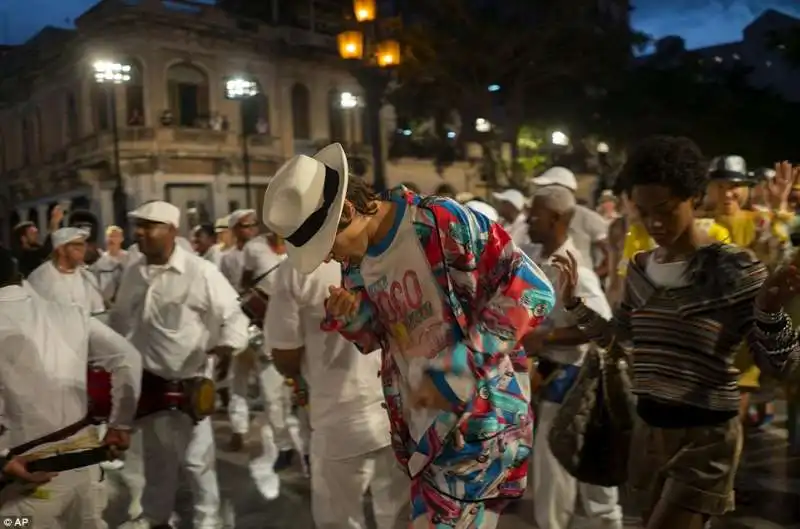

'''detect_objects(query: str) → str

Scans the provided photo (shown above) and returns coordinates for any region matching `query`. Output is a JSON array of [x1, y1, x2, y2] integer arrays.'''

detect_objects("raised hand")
[[325, 286, 361, 319]]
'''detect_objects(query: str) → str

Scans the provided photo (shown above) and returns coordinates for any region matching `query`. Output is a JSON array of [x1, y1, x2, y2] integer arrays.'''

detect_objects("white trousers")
[[229, 360, 299, 452], [534, 400, 623, 529], [140, 412, 221, 529], [0, 465, 106, 529], [312, 445, 406, 529]]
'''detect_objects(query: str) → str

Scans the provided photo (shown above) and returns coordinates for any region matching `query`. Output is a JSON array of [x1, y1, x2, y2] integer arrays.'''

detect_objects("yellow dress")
[[716, 210, 762, 389], [617, 220, 731, 277]]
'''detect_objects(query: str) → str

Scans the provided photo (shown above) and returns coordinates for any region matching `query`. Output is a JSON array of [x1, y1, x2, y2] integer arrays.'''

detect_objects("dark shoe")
[[228, 432, 245, 452], [273, 449, 295, 471]]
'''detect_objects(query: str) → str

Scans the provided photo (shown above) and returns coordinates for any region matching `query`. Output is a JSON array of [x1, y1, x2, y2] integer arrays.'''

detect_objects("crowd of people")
[[0, 136, 798, 529]]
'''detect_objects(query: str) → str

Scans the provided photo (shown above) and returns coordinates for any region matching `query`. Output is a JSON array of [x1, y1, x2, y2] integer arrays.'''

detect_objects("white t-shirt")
[[266, 260, 390, 460], [569, 205, 609, 267], [219, 247, 245, 292], [360, 201, 454, 443], [521, 239, 611, 366]]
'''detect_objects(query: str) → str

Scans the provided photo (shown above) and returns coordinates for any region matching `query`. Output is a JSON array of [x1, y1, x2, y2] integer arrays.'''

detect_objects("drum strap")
[[8, 414, 93, 458], [251, 262, 282, 286]]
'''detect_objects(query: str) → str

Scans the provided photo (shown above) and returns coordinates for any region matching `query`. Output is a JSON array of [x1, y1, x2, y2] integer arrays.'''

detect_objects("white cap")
[[598, 189, 616, 202], [229, 209, 257, 228], [491, 189, 527, 211], [214, 215, 230, 231], [52, 227, 90, 249], [128, 201, 181, 228], [465, 200, 499, 222], [531, 167, 578, 191]]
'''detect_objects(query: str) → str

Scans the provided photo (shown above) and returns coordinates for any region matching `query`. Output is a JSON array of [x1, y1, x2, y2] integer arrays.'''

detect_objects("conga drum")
[[240, 287, 269, 327]]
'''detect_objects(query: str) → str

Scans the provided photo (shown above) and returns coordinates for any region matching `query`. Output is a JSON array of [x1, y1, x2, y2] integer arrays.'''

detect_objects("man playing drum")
[[109, 201, 249, 529]]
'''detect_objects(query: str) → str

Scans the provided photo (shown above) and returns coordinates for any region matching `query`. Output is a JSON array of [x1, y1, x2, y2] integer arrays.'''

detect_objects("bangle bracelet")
[[755, 307, 786, 325]]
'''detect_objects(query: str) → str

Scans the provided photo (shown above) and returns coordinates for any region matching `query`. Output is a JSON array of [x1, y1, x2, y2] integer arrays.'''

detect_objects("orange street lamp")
[[353, 0, 376, 22], [337, 31, 365, 60], [336, 2, 400, 191]]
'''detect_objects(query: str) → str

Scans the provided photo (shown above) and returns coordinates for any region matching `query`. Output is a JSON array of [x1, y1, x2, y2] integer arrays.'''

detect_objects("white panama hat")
[[262, 143, 349, 274]]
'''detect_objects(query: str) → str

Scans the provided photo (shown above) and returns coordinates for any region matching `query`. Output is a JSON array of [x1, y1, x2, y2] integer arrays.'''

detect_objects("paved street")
[[104, 410, 800, 529]]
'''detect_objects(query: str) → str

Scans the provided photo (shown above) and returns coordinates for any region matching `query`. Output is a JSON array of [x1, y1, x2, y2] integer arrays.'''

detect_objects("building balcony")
[[63, 126, 282, 165]]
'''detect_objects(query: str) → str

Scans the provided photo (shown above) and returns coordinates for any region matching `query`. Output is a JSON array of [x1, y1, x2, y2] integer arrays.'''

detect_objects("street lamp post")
[[93, 60, 131, 233], [225, 77, 260, 209], [337, 0, 401, 192]]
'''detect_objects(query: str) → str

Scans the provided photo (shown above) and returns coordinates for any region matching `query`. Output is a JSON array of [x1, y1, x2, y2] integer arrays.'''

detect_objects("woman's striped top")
[[570, 243, 800, 414]]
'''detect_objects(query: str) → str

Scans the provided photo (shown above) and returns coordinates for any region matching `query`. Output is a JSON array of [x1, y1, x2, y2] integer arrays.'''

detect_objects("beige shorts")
[[627, 416, 742, 517]]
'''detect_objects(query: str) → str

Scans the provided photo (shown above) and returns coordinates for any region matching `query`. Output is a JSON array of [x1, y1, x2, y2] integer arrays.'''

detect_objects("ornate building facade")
[[0, 0, 369, 240]]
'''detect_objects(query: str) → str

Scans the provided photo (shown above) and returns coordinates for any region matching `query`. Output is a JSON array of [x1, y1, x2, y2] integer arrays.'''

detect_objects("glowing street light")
[[475, 118, 492, 133], [340, 92, 359, 109], [551, 131, 569, 146], [225, 77, 259, 100], [223, 76, 261, 208], [93, 61, 132, 84]]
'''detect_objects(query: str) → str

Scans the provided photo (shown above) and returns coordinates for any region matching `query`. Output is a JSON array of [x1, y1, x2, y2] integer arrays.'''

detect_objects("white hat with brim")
[[262, 143, 349, 274], [214, 215, 230, 231], [531, 166, 578, 191], [491, 189, 527, 211], [465, 200, 499, 222], [229, 209, 257, 228], [52, 227, 90, 249], [128, 201, 181, 228]]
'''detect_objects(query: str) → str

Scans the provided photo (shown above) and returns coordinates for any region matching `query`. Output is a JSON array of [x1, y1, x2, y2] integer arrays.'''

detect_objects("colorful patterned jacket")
[[322, 187, 555, 501]]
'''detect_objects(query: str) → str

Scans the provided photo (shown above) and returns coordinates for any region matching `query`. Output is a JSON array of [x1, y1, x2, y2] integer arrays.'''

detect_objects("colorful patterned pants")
[[394, 477, 508, 528]]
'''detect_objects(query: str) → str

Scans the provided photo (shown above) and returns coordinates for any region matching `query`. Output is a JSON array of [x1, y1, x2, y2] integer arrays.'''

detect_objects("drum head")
[[187, 378, 217, 422]]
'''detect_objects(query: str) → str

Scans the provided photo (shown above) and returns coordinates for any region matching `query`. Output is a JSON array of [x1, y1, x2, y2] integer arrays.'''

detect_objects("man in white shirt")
[[192, 223, 222, 267], [27, 227, 106, 317], [531, 167, 610, 278], [521, 186, 623, 529], [239, 231, 305, 470], [221, 209, 300, 468], [268, 259, 406, 529], [109, 201, 249, 529], [218, 209, 259, 293], [492, 188, 530, 245], [91, 225, 129, 306], [0, 247, 141, 528]]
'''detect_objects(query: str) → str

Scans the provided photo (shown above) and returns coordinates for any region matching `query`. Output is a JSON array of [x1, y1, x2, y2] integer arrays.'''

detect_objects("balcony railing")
[[62, 126, 281, 163]]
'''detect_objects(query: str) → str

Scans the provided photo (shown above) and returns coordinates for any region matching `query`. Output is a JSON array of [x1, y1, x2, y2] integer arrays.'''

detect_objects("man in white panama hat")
[[262, 143, 555, 528]]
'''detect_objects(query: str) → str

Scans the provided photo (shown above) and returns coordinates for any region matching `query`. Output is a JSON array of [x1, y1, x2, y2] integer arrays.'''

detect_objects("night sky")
[[1, 0, 799, 48]]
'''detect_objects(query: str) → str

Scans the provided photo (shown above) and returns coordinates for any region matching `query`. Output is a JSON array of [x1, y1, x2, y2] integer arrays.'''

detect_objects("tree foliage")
[[592, 48, 800, 165]]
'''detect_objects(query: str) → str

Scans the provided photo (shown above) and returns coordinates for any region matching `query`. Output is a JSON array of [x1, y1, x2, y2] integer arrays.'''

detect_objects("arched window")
[[125, 59, 145, 126], [166, 63, 210, 128], [328, 88, 345, 143], [291, 83, 311, 140], [65, 93, 79, 142], [242, 93, 270, 135]]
